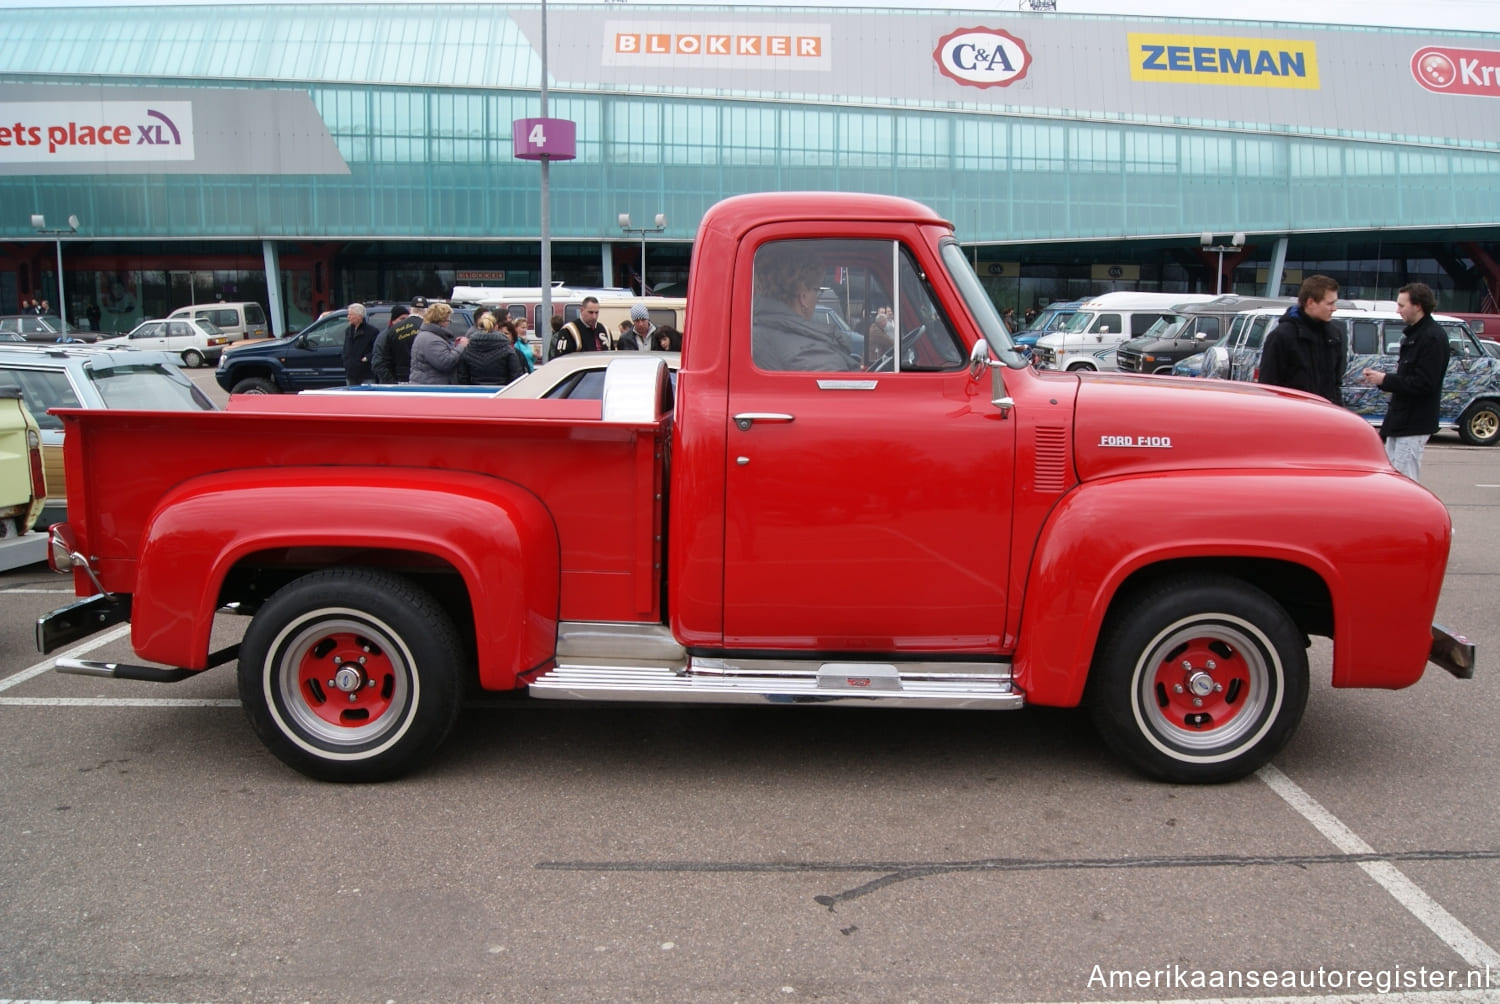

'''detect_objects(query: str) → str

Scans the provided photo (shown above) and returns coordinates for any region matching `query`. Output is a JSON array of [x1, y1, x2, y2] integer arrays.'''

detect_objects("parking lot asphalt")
[[0, 434, 1496, 1004]]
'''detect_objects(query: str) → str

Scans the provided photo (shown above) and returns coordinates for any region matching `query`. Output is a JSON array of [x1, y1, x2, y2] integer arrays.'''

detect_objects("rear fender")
[[132, 467, 559, 689], [1013, 471, 1448, 706]]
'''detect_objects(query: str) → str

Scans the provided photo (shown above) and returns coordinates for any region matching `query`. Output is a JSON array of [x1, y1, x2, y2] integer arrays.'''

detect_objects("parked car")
[[1117, 295, 1293, 375], [165, 301, 269, 342], [0, 384, 48, 570], [1199, 308, 1500, 445], [0, 344, 216, 526], [1013, 298, 1082, 358], [498, 351, 681, 401], [1033, 292, 1217, 371], [1, 331, 24, 344], [99, 316, 230, 367], [0, 314, 98, 343], [216, 303, 475, 394], [1481, 338, 1500, 359]]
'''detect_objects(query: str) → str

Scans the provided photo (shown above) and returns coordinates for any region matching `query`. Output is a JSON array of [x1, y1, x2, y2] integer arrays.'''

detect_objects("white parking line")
[[1259, 764, 1500, 970], [0, 623, 130, 693], [0, 697, 237, 707]]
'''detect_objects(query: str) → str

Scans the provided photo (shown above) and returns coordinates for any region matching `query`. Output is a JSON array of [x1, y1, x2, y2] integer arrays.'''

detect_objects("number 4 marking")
[[529, 123, 547, 148]]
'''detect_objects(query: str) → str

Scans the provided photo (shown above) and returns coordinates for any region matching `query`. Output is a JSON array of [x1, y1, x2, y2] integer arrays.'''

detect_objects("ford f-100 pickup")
[[37, 192, 1475, 783]]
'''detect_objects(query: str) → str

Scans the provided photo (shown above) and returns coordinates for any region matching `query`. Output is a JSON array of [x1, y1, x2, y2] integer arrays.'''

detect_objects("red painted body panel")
[[133, 467, 559, 688], [1014, 467, 1451, 705]]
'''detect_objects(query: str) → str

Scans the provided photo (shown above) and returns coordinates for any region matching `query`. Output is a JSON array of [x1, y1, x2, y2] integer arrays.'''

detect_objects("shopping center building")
[[3, 2, 1499, 335]]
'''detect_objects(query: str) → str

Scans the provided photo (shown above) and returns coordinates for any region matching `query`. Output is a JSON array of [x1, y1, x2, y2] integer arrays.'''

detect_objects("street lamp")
[[618, 212, 667, 295], [31, 213, 80, 331], [1199, 231, 1246, 295]]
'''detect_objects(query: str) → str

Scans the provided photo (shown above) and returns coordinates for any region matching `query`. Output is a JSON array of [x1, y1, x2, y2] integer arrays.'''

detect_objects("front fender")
[[131, 466, 559, 690], [1013, 470, 1451, 707]]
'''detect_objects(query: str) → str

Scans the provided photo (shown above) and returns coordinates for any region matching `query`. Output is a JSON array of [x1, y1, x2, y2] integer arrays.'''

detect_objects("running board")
[[530, 623, 1023, 709]]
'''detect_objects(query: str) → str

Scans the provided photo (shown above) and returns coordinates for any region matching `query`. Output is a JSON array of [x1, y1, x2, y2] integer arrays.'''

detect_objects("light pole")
[[617, 213, 666, 295], [30, 213, 80, 331], [1199, 231, 1246, 295]]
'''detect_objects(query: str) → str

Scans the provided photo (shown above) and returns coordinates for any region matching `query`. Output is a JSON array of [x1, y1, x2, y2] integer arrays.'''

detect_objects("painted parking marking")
[[1259, 764, 1500, 969], [0, 623, 130, 692]]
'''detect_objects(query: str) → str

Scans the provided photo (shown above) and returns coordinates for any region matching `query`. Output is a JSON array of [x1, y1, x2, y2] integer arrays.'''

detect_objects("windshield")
[[1140, 315, 1187, 340], [1062, 310, 1098, 334], [939, 239, 1013, 356], [87, 361, 216, 411]]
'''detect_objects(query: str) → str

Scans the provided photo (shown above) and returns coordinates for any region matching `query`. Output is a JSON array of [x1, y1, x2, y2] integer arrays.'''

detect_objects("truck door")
[[722, 235, 1015, 654]]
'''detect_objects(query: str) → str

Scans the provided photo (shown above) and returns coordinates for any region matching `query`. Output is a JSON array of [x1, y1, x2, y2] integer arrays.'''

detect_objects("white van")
[[166, 301, 269, 342], [1033, 291, 1218, 372]]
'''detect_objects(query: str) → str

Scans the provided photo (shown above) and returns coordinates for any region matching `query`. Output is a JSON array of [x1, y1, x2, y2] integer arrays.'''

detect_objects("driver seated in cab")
[[751, 241, 858, 372]]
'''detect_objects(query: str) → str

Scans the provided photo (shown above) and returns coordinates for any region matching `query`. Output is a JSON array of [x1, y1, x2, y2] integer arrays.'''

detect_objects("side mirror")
[[1205, 345, 1230, 379]]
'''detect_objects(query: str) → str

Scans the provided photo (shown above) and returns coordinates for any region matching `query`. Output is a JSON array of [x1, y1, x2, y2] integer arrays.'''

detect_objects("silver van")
[[166, 301, 269, 342]]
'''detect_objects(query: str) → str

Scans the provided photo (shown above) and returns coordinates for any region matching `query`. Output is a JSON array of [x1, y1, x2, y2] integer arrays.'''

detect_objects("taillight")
[[26, 427, 46, 499]]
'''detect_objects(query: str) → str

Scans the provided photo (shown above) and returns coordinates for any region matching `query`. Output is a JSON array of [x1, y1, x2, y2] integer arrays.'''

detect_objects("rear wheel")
[[230, 376, 278, 395], [237, 568, 465, 781], [1087, 575, 1308, 783], [1457, 400, 1500, 446], [181, 348, 204, 368]]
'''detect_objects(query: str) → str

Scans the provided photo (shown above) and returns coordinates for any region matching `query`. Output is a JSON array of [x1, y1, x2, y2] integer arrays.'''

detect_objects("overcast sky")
[[0, 0, 1494, 33]]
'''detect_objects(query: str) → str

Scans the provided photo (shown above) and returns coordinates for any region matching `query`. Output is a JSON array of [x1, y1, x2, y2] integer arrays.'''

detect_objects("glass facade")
[[3, 4, 1499, 326]]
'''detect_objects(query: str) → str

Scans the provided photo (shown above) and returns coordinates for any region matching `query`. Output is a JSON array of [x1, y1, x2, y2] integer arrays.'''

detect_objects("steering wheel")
[[867, 324, 925, 372]]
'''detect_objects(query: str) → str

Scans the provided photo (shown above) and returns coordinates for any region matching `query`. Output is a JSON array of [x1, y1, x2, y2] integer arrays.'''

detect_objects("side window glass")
[[168, 322, 192, 338], [1245, 316, 1271, 350], [1093, 313, 1121, 334], [1130, 314, 1159, 336], [1350, 321, 1380, 355], [751, 238, 964, 373], [1382, 322, 1402, 355], [0, 368, 81, 430], [1197, 317, 1220, 339], [134, 322, 162, 340], [305, 317, 344, 348]]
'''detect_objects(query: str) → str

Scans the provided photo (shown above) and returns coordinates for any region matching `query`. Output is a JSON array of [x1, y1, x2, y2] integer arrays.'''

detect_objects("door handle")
[[733, 412, 795, 431]]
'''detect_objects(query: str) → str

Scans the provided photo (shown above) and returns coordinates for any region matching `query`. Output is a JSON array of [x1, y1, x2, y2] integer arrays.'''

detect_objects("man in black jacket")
[[341, 302, 380, 385], [550, 296, 611, 360], [1257, 274, 1346, 406], [1362, 282, 1450, 480]]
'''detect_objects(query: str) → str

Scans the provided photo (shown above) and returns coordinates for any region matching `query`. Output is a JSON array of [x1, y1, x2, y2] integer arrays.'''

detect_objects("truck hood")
[[1069, 372, 1390, 481], [224, 335, 297, 356]]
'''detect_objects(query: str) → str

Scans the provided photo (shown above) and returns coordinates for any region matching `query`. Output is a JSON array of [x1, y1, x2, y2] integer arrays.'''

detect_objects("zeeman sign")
[[1128, 34, 1320, 89], [0, 101, 194, 163]]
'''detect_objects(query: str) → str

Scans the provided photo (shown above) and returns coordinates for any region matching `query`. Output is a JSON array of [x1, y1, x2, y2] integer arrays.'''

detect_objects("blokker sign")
[[1411, 45, 1500, 97], [0, 101, 194, 163]]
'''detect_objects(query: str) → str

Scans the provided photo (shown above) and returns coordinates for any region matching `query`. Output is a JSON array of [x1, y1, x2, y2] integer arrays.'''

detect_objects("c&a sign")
[[933, 27, 1032, 89], [0, 101, 194, 164]]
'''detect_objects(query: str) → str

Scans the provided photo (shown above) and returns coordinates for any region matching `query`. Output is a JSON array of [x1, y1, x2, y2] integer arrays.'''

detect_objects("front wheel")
[[1087, 575, 1308, 784], [230, 376, 278, 395], [1457, 400, 1500, 446], [237, 568, 465, 781]]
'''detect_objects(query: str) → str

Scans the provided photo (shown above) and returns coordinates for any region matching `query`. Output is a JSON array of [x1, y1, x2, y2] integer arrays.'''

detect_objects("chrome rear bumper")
[[1430, 623, 1476, 680]]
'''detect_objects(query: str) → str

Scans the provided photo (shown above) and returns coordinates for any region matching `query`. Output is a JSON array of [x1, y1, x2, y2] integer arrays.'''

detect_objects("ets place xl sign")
[[0, 101, 194, 163]]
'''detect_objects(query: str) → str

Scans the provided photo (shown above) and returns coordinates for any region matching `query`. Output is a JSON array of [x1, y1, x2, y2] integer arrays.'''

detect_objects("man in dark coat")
[[371, 303, 424, 382], [1258, 274, 1346, 406], [550, 296, 611, 359], [1362, 282, 1450, 480], [341, 302, 380, 385]]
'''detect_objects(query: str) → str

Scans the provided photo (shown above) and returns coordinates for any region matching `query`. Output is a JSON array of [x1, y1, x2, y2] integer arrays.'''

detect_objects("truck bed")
[[57, 391, 670, 623]]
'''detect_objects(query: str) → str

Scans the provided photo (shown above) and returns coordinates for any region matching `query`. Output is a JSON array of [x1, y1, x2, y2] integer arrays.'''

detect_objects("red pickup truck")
[[37, 192, 1475, 783]]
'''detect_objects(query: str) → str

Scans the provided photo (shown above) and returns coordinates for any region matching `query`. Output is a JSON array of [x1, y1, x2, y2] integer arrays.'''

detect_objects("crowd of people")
[[344, 295, 683, 390]]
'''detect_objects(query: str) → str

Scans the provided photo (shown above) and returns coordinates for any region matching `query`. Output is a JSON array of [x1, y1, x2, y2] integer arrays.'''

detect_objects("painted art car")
[[1200, 308, 1500, 445], [99, 316, 230, 367], [0, 344, 216, 526]]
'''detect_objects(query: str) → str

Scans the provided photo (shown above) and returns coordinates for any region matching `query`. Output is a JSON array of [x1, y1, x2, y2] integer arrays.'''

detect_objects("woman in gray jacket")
[[408, 302, 469, 385]]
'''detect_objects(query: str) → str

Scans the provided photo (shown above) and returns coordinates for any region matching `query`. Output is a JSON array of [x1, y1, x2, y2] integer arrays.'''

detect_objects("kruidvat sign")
[[933, 27, 1032, 88], [1128, 33, 1321, 89], [1412, 45, 1500, 97], [0, 101, 194, 163]]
